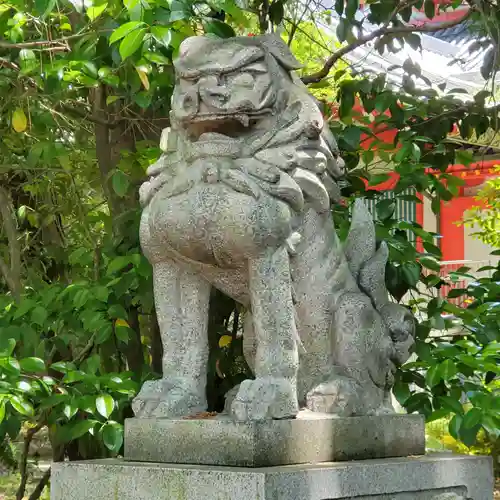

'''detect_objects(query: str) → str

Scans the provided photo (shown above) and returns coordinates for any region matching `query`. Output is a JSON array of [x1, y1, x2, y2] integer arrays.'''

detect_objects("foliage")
[[462, 169, 500, 248], [0, 0, 500, 496], [0, 433, 17, 471], [426, 413, 499, 473], [0, 469, 51, 499]]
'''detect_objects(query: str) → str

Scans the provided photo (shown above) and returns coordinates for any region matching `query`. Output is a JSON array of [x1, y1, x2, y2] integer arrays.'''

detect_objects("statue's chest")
[[145, 181, 292, 266]]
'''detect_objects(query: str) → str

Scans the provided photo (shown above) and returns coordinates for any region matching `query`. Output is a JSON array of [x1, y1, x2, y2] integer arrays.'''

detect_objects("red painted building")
[[327, 1, 499, 266]]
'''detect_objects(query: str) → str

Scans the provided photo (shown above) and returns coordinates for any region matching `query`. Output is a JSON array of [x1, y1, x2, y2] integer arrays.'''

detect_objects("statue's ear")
[[258, 34, 302, 70]]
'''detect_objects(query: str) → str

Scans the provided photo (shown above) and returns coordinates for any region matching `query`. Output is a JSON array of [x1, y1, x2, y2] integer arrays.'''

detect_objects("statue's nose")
[[199, 75, 230, 106]]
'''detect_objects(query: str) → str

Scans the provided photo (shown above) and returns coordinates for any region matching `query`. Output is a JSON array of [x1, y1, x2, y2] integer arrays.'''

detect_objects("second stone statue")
[[132, 34, 416, 421]]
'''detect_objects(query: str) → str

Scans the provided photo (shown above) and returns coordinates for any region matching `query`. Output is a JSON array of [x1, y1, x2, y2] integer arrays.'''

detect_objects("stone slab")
[[51, 454, 494, 500], [124, 413, 425, 467]]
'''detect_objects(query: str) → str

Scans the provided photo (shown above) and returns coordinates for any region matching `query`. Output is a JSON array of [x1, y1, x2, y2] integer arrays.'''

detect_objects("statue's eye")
[[231, 72, 254, 87], [179, 76, 199, 86]]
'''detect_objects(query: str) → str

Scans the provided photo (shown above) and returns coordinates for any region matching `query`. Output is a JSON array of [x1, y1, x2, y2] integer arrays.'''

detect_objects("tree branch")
[[28, 467, 51, 500], [301, 10, 473, 84], [0, 31, 107, 50], [16, 424, 44, 500], [0, 185, 21, 301], [58, 103, 120, 127], [259, 0, 269, 33]]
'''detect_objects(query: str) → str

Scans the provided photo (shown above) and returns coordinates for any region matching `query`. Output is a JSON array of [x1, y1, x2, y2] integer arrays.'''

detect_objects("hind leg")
[[132, 259, 211, 418]]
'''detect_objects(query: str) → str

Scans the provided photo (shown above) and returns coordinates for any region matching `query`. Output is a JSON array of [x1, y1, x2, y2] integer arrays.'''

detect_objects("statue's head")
[[167, 34, 345, 212], [171, 35, 302, 141]]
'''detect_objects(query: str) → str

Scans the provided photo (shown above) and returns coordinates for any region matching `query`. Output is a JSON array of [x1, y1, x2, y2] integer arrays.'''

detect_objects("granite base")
[[51, 454, 493, 500], [124, 413, 425, 466]]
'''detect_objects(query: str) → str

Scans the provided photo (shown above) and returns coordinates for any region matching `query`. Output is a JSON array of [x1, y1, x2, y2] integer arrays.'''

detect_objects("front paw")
[[230, 377, 299, 421], [306, 377, 362, 416], [132, 378, 206, 418]]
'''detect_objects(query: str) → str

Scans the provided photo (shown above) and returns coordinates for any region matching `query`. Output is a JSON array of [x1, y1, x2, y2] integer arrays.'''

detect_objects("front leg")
[[231, 246, 299, 421], [132, 259, 210, 418]]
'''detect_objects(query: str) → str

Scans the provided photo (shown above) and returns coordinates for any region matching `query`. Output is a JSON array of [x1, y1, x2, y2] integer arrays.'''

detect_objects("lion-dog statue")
[[132, 34, 415, 421]]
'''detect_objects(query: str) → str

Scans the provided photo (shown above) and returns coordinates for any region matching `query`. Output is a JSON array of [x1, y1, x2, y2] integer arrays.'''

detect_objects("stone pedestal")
[[50, 414, 494, 500], [51, 454, 493, 500], [124, 413, 425, 466]]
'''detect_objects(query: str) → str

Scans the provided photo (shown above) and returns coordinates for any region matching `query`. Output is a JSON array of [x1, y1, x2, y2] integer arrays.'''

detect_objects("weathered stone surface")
[[51, 454, 493, 500], [133, 33, 416, 421], [124, 413, 425, 467]]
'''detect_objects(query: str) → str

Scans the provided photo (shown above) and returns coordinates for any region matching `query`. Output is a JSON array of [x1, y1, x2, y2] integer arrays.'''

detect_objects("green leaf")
[[203, 20, 235, 38], [107, 256, 132, 274], [119, 28, 147, 60], [462, 407, 482, 430], [339, 84, 355, 119], [368, 173, 390, 186], [448, 413, 462, 440], [95, 325, 113, 344], [63, 403, 79, 420], [151, 26, 172, 47], [73, 289, 90, 309], [446, 288, 466, 299], [402, 262, 421, 288], [115, 325, 131, 344], [425, 364, 441, 387], [50, 361, 77, 373], [392, 379, 411, 405], [0, 357, 20, 376], [342, 126, 362, 149], [19, 357, 45, 373], [112, 170, 130, 197], [269, 0, 284, 25], [439, 395, 464, 415], [169, 0, 190, 21], [336, 18, 351, 43], [143, 51, 170, 65], [109, 21, 144, 45], [345, 0, 359, 19], [460, 422, 481, 447], [101, 421, 124, 452], [334, 0, 344, 15], [438, 359, 457, 381], [96, 394, 114, 418], [423, 241, 442, 258], [482, 415, 500, 437], [376, 199, 395, 220], [0, 338, 16, 357], [31, 305, 48, 327], [134, 91, 152, 109], [108, 304, 128, 320], [87, 2, 108, 20], [427, 408, 450, 423], [455, 150, 474, 166], [106, 95, 121, 105], [404, 392, 432, 415], [64, 419, 97, 441], [95, 286, 109, 302], [14, 299, 36, 320], [420, 257, 441, 273], [0, 401, 5, 424], [424, 0, 435, 19], [9, 395, 34, 416]]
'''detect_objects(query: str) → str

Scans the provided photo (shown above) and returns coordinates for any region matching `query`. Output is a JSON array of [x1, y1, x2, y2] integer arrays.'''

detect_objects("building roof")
[[318, 5, 491, 95]]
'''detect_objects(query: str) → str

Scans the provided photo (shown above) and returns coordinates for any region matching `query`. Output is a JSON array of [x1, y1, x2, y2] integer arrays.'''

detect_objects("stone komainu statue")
[[133, 34, 415, 421]]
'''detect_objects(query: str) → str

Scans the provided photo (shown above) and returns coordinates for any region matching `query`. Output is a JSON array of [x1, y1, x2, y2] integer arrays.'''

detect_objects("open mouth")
[[184, 113, 265, 142]]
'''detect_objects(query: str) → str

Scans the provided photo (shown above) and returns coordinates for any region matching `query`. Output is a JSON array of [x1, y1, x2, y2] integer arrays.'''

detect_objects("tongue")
[[197, 132, 233, 142]]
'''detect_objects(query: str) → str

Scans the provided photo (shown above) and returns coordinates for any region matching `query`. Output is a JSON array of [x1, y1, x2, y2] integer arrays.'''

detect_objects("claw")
[[230, 377, 299, 421]]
